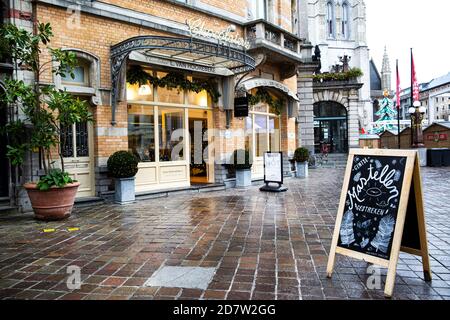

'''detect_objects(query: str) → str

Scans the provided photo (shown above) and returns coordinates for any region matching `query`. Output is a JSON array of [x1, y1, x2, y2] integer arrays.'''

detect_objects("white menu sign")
[[264, 152, 283, 183]]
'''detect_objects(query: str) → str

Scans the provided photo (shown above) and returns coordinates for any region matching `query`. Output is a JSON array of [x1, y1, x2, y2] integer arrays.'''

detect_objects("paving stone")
[[0, 168, 449, 300]]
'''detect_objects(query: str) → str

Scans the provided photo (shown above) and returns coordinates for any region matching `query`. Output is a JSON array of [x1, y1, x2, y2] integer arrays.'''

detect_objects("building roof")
[[423, 72, 450, 92], [426, 121, 450, 130], [370, 59, 382, 91]]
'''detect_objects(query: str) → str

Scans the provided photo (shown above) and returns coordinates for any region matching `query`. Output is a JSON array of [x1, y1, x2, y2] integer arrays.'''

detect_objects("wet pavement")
[[0, 167, 449, 300]]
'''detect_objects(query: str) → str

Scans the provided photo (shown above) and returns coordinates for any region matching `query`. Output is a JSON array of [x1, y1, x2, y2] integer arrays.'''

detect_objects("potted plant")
[[230, 149, 252, 188], [294, 147, 310, 178], [0, 23, 92, 220], [107, 151, 139, 204]]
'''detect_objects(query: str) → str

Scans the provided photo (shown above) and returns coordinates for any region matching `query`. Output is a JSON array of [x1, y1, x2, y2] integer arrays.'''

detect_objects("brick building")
[[1, 0, 315, 210]]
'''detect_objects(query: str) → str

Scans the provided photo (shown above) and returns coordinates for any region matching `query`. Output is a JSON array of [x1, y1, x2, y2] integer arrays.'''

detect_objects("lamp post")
[[408, 101, 427, 148]]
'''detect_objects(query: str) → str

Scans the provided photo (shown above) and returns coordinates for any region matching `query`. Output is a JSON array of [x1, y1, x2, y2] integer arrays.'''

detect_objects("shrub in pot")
[[230, 149, 253, 188], [0, 23, 92, 220], [294, 147, 310, 178], [107, 151, 139, 204]]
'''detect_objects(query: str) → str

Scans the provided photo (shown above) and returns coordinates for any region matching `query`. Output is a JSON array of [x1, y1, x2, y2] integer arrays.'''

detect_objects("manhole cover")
[[144, 266, 216, 290]]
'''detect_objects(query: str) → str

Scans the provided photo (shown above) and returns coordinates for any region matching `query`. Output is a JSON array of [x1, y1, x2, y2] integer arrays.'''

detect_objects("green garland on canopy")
[[248, 88, 284, 115], [126, 65, 221, 103], [312, 68, 363, 82]]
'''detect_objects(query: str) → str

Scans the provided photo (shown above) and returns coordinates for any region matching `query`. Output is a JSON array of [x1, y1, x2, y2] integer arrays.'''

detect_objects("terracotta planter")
[[24, 182, 80, 221]]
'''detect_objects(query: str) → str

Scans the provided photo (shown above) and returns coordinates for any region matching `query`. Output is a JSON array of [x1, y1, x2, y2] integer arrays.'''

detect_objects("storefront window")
[[128, 105, 155, 162], [126, 83, 154, 102], [159, 107, 185, 161], [187, 76, 211, 106], [245, 117, 253, 152], [269, 117, 280, 152], [157, 72, 184, 104], [255, 114, 268, 157]]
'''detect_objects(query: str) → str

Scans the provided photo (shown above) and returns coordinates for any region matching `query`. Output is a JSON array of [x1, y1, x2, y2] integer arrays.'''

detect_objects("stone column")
[[348, 89, 361, 149], [297, 63, 316, 154]]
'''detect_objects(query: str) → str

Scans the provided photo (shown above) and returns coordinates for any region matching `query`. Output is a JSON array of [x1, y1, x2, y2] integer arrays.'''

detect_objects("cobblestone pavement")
[[0, 167, 449, 300]]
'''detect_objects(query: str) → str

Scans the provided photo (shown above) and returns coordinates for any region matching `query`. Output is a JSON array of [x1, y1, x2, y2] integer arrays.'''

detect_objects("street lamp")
[[408, 101, 426, 148]]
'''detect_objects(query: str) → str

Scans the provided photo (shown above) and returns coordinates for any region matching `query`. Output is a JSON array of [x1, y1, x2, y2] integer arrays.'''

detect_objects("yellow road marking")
[[43, 228, 56, 233]]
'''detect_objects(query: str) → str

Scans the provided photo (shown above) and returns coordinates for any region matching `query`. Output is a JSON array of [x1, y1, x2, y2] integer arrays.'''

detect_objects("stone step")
[[74, 197, 105, 208], [136, 183, 226, 200]]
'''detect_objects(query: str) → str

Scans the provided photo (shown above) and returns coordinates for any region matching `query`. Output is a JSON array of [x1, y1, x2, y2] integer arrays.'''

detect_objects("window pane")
[[62, 66, 86, 85], [128, 105, 155, 162], [157, 72, 184, 104], [60, 125, 74, 158], [159, 108, 185, 162], [75, 121, 89, 157], [126, 83, 154, 102], [187, 77, 211, 106], [255, 115, 268, 157], [245, 116, 253, 153], [269, 117, 280, 152]]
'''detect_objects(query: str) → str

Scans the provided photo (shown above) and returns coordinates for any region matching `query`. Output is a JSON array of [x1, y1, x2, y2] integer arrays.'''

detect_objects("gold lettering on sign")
[[186, 19, 251, 49]]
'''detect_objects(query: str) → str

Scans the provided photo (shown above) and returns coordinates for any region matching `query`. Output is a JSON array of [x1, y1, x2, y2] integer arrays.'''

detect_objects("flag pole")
[[410, 48, 414, 148], [396, 59, 401, 149]]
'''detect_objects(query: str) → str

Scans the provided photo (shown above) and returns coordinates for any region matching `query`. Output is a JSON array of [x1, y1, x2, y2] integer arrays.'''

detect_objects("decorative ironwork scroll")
[[110, 36, 256, 125]]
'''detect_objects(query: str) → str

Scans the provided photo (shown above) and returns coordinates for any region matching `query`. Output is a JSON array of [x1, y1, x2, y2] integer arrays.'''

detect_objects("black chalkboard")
[[337, 155, 407, 260]]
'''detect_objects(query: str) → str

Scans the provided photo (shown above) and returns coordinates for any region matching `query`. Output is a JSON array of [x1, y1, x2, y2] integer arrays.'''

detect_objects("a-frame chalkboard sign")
[[327, 149, 431, 298]]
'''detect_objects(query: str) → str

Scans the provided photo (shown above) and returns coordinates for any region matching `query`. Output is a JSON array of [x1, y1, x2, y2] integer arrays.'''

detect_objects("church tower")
[[381, 46, 392, 92]]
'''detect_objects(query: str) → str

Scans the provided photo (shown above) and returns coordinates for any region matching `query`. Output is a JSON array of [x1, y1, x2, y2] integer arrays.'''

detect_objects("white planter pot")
[[115, 177, 136, 204], [295, 162, 309, 178], [236, 169, 252, 188]]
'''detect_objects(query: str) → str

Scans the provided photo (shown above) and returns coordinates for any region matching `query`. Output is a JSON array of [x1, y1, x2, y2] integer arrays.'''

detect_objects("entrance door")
[[188, 109, 213, 184], [314, 119, 348, 153], [314, 101, 349, 154], [61, 120, 95, 198], [0, 97, 9, 198]]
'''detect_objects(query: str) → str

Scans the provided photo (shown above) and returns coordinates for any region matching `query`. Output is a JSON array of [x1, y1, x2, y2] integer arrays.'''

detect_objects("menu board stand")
[[326, 149, 431, 298], [260, 152, 288, 193]]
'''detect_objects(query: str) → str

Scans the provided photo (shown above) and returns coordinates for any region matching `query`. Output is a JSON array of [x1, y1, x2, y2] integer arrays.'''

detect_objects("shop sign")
[[259, 152, 288, 193], [427, 132, 448, 142], [327, 149, 431, 298], [234, 96, 249, 118], [186, 19, 251, 49]]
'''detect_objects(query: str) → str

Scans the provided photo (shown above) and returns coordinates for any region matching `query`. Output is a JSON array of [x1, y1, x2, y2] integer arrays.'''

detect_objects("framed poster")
[[264, 152, 283, 184]]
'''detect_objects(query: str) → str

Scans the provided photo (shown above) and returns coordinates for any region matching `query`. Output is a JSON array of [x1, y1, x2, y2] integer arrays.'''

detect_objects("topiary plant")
[[107, 151, 139, 179], [294, 147, 310, 163], [230, 149, 252, 171]]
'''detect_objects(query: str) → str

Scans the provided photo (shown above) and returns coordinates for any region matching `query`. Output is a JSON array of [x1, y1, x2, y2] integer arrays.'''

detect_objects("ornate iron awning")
[[237, 78, 299, 101], [110, 36, 256, 124]]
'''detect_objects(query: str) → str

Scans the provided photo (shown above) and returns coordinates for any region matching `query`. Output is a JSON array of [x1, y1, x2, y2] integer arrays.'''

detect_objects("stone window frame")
[[341, 0, 351, 40], [326, 0, 336, 39], [53, 48, 102, 106]]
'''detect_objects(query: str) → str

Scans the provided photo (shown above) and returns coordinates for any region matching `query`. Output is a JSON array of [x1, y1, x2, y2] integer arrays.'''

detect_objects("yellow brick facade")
[[34, 0, 301, 196]]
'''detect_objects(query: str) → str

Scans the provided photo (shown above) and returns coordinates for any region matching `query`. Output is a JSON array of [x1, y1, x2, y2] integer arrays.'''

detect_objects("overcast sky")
[[366, 0, 450, 86]]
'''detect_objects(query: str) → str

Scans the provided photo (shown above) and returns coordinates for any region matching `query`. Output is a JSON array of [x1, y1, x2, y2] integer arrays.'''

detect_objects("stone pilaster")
[[348, 89, 361, 149], [297, 63, 316, 154]]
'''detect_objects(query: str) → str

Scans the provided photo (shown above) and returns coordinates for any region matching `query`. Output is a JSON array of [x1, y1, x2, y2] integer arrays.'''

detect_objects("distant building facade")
[[297, 0, 371, 154]]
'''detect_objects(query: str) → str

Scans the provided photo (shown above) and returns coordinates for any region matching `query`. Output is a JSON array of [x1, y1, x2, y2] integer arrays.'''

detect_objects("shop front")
[[110, 36, 256, 193]]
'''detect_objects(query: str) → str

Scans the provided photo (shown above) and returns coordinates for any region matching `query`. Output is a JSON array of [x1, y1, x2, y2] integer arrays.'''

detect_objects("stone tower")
[[381, 46, 392, 92]]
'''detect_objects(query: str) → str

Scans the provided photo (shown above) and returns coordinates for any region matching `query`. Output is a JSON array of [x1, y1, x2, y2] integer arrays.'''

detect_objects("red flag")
[[396, 60, 401, 109], [411, 49, 420, 102]]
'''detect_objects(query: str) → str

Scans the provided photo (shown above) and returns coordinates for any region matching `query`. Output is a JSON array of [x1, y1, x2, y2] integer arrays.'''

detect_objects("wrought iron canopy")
[[110, 36, 256, 124]]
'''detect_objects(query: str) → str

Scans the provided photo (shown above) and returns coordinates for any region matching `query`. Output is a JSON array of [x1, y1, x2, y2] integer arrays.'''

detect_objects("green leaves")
[[0, 22, 93, 174], [126, 65, 221, 103], [36, 168, 75, 191], [248, 88, 284, 116], [313, 68, 363, 82]]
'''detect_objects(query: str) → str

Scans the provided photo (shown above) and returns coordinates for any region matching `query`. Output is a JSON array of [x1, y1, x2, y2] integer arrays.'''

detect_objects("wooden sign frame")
[[326, 149, 431, 298]]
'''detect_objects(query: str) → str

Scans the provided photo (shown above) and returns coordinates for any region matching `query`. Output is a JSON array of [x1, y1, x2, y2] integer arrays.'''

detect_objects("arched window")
[[342, 2, 350, 39], [326, 2, 335, 38]]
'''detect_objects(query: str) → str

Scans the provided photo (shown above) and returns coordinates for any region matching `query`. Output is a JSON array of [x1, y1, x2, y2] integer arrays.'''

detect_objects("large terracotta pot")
[[24, 182, 80, 221]]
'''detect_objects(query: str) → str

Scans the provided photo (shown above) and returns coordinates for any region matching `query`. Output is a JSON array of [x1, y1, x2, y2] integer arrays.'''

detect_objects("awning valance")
[[110, 35, 256, 124], [237, 78, 299, 101]]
